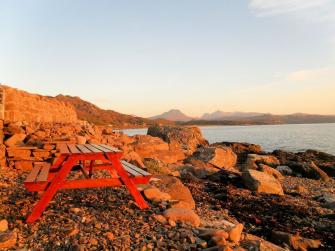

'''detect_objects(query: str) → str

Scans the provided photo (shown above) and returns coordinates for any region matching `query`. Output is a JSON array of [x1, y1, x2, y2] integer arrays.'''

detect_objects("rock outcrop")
[[242, 169, 284, 195], [212, 141, 263, 163], [154, 176, 196, 209], [130, 135, 185, 164], [163, 208, 200, 227], [273, 149, 335, 178], [243, 154, 280, 170], [185, 146, 237, 170], [147, 125, 208, 155]]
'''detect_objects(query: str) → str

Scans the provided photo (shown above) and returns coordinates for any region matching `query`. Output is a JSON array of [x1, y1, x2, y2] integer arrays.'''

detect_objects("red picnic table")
[[24, 144, 152, 223]]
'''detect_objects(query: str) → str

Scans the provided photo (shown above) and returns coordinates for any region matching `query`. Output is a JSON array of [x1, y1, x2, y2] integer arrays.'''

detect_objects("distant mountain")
[[180, 113, 335, 126], [201, 111, 265, 120], [149, 109, 194, 122], [55, 95, 160, 128]]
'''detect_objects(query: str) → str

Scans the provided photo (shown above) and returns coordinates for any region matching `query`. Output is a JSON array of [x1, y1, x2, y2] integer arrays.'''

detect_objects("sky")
[[0, 0, 335, 117]]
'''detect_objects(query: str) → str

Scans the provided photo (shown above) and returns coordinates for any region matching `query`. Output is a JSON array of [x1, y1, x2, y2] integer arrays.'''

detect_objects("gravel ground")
[[185, 171, 335, 250], [0, 169, 201, 251], [1, 168, 335, 250]]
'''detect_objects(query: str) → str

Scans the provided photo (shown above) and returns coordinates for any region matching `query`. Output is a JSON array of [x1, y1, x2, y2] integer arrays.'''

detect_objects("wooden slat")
[[76, 144, 92, 153], [59, 144, 70, 154], [25, 166, 42, 183], [100, 144, 121, 153], [90, 144, 112, 153], [122, 163, 142, 177], [84, 144, 102, 153], [36, 166, 50, 182], [67, 144, 81, 154], [121, 160, 151, 176]]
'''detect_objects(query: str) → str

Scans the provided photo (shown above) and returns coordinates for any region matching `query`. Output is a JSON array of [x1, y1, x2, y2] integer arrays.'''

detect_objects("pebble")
[[70, 207, 81, 214], [0, 219, 8, 232], [169, 219, 177, 227]]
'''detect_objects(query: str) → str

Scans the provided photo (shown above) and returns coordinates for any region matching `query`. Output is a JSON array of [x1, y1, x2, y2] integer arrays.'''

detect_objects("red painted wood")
[[26, 157, 77, 223], [89, 160, 94, 177], [132, 176, 151, 184], [61, 178, 122, 189], [50, 155, 67, 170], [24, 182, 48, 192], [25, 144, 150, 223], [106, 153, 149, 209]]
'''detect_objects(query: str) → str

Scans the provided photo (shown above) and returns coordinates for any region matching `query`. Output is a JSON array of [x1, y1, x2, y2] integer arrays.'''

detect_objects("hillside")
[[55, 95, 157, 128], [149, 109, 194, 121], [201, 111, 265, 120]]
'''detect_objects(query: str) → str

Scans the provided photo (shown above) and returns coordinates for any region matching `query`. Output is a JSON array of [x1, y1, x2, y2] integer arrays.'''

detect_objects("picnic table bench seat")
[[24, 144, 152, 223], [24, 159, 151, 192]]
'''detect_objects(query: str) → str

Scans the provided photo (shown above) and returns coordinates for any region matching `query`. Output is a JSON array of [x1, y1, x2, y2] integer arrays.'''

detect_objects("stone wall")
[[0, 88, 4, 120], [0, 85, 78, 123]]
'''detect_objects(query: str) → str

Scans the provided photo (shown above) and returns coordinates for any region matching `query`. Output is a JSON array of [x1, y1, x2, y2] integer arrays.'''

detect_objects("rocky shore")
[[0, 122, 334, 250]]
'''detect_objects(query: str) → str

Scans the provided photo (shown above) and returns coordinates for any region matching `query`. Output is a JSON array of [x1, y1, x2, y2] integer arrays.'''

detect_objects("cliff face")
[[1, 85, 78, 123], [0, 85, 154, 128]]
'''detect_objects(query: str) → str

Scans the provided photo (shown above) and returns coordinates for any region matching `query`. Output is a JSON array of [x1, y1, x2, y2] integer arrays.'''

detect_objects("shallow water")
[[120, 123, 335, 155]]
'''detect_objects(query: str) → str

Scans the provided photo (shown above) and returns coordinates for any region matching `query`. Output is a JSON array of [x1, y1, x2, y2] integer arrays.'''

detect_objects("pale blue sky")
[[1, 0, 335, 117]]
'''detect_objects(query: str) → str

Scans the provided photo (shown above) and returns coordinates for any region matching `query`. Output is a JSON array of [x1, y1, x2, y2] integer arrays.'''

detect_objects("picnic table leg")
[[106, 154, 149, 209], [50, 155, 67, 171], [89, 160, 94, 178], [26, 157, 76, 223]]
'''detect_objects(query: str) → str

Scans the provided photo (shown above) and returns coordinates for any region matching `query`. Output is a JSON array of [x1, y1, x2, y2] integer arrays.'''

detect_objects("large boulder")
[[163, 208, 200, 227], [143, 186, 171, 202], [155, 176, 195, 209], [185, 146, 237, 169], [242, 169, 284, 195], [258, 164, 284, 180], [122, 151, 145, 168], [147, 125, 208, 155], [130, 135, 184, 164], [243, 154, 280, 170], [212, 142, 263, 163], [241, 234, 287, 251], [271, 231, 321, 251], [179, 165, 219, 179]]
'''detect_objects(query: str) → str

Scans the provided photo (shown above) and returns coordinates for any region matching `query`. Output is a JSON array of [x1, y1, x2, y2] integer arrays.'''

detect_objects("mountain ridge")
[[150, 109, 335, 125], [149, 109, 194, 122]]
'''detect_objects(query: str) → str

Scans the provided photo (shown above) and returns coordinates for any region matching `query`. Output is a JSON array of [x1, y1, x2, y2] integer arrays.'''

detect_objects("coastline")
[[120, 123, 335, 156]]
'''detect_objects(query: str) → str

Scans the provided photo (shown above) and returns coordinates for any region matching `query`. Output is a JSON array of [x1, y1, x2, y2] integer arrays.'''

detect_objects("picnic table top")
[[59, 144, 122, 155]]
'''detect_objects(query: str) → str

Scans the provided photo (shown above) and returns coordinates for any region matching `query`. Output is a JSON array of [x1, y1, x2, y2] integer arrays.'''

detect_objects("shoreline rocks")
[[186, 146, 237, 170], [0, 122, 334, 250], [242, 169, 284, 195], [147, 125, 209, 155]]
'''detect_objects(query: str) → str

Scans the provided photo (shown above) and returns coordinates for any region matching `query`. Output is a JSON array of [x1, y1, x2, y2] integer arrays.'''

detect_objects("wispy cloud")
[[248, 0, 335, 22], [249, 0, 329, 15], [286, 67, 329, 82]]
